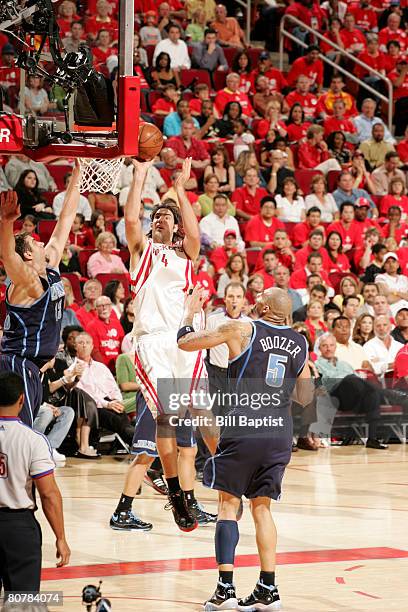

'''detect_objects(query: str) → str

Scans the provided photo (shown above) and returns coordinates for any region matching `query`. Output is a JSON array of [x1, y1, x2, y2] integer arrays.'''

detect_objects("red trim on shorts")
[[134, 352, 163, 414]]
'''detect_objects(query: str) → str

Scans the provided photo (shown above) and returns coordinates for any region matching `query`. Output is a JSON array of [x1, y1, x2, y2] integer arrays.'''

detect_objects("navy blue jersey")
[[228, 320, 308, 414], [1, 268, 65, 368]]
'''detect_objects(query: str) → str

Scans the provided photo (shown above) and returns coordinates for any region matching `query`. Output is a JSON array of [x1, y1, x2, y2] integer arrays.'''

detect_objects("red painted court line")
[[41, 547, 408, 581], [353, 591, 381, 600], [345, 565, 365, 571]]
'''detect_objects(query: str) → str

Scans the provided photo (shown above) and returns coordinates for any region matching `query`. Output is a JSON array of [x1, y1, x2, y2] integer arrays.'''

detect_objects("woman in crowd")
[[273, 136, 295, 170], [186, 8, 207, 42], [60, 277, 81, 329], [57, 0, 79, 37], [285, 103, 312, 144], [92, 29, 117, 65], [217, 253, 248, 298], [353, 314, 375, 346], [256, 100, 287, 140], [332, 275, 363, 309], [216, 101, 243, 139], [25, 75, 55, 116], [275, 177, 306, 222], [15, 170, 55, 219], [204, 145, 235, 195], [150, 51, 180, 90], [245, 273, 264, 305], [235, 150, 267, 188], [304, 300, 328, 345], [350, 150, 376, 193], [305, 175, 339, 223], [199, 175, 234, 216], [21, 214, 40, 241], [327, 131, 352, 167], [103, 279, 126, 318], [325, 231, 351, 274], [87, 231, 128, 278], [232, 50, 252, 93], [120, 296, 135, 335], [89, 209, 106, 242], [380, 177, 408, 217]]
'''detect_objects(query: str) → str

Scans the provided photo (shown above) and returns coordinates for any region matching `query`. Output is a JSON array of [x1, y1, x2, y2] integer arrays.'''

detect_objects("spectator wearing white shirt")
[[375, 252, 408, 316], [53, 172, 92, 220], [0, 166, 11, 192], [275, 177, 306, 222], [364, 316, 404, 377], [352, 98, 395, 145], [153, 23, 191, 70], [199, 193, 244, 250]]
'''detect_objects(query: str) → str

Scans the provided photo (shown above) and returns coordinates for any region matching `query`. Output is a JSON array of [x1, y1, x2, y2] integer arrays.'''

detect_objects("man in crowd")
[[294, 229, 330, 270], [293, 283, 328, 322], [266, 149, 295, 193], [297, 125, 342, 174], [353, 98, 395, 144], [232, 168, 269, 225], [167, 119, 210, 170], [199, 193, 243, 249], [364, 316, 404, 377], [391, 308, 408, 345], [284, 75, 319, 121], [88, 296, 125, 374], [273, 265, 303, 313], [159, 147, 198, 191], [375, 253, 408, 315], [153, 23, 191, 69], [353, 198, 381, 244], [249, 51, 288, 97], [316, 75, 357, 118], [75, 279, 103, 328], [340, 12, 367, 54], [372, 151, 406, 196], [358, 282, 379, 316], [192, 27, 228, 72], [342, 295, 360, 330], [333, 316, 371, 370], [62, 21, 86, 53], [332, 171, 375, 210], [323, 99, 359, 141], [360, 123, 396, 170], [163, 99, 200, 138], [293, 208, 325, 249], [287, 45, 323, 91], [290, 252, 333, 297], [211, 3, 246, 48], [209, 230, 244, 274], [53, 172, 92, 220], [214, 72, 253, 117], [257, 249, 280, 289], [244, 197, 284, 247]]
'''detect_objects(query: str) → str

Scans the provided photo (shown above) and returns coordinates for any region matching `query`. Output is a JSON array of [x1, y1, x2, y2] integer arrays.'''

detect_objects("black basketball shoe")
[[203, 581, 238, 611], [110, 510, 153, 532], [165, 490, 198, 532], [238, 581, 281, 610], [187, 498, 217, 525], [144, 469, 168, 495]]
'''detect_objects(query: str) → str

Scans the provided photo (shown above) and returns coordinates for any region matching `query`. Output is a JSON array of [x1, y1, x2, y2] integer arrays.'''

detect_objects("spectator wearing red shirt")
[[316, 75, 358, 118], [86, 0, 119, 41], [231, 167, 269, 224], [92, 29, 117, 66], [325, 230, 351, 274], [293, 208, 326, 248], [304, 300, 328, 345], [327, 201, 361, 252], [323, 98, 358, 140], [284, 75, 319, 121], [244, 197, 284, 246], [249, 52, 288, 97], [350, 198, 381, 246], [381, 206, 408, 243], [88, 296, 125, 373], [389, 60, 408, 137], [379, 14, 407, 54], [287, 45, 324, 91], [397, 126, 408, 163], [75, 279, 103, 330], [298, 125, 342, 174], [189, 84, 212, 116], [294, 230, 331, 271], [285, 103, 312, 144], [151, 84, 179, 116], [209, 230, 239, 274], [349, 1, 377, 32], [290, 251, 333, 292], [355, 36, 388, 82], [380, 176, 408, 216], [340, 13, 367, 54], [257, 249, 279, 289], [255, 229, 296, 271], [214, 73, 253, 118], [191, 257, 216, 307], [69, 213, 95, 251], [57, 0, 81, 38], [159, 147, 198, 190], [0, 43, 20, 89], [394, 342, 408, 382], [167, 119, 210, 171]]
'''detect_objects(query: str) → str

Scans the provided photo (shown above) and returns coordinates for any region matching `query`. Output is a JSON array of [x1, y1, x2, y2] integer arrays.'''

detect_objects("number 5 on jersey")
[[265, 354, 288, 388]]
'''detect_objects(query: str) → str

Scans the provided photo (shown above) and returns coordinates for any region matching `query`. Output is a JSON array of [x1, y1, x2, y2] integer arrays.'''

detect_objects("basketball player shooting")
[[178, 286, 314, 611], [0, 164, 81, 427], [122, 157, 219, 532]]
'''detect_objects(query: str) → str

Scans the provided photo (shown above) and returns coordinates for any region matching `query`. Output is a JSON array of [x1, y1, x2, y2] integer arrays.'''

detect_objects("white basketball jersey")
[[130, 238, 194, 337]]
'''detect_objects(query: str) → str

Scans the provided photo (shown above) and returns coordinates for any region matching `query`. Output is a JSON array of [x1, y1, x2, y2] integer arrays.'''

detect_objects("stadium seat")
[[327, 170, 341, 193], [61, 273, 83, 303], [13, 220, 23, 233], [294, 169, 323, 196], [45, 164, 73, 190], [180, 69, 212, 90], [37, 220, 57, 243], [116, 249, 130, 267], [96, 273, 130, 298], [144, 45, 155, 66], [247, 47, 263, 66], [148, 90, 163, 112], [212, 70, 227, 92], [246, 247, 262, 273], [78, 249, 97, 277], [222, 47, 238, 68]]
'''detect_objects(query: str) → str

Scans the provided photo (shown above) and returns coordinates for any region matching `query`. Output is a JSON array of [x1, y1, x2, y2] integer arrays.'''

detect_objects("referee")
[[0, 372, 70, 595]]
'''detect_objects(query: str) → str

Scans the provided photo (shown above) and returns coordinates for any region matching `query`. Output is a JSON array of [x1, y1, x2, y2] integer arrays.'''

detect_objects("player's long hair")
[[14, 232, 32, 261], [148, 200, 185, 243]]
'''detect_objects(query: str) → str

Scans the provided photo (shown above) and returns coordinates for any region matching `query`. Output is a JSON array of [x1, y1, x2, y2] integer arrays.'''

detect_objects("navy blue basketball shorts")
[[0, 355, 42, 428], [131, 393, 196, 457], [203, 435, 292, 500]]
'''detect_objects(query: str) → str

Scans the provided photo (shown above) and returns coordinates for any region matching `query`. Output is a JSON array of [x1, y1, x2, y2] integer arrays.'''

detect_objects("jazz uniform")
[[0, 268, 65, 427], [203, 320, 308, 500]]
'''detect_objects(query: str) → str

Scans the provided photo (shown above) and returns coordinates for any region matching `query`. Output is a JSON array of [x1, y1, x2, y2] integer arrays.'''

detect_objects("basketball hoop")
[[78, 157, 125, 194]]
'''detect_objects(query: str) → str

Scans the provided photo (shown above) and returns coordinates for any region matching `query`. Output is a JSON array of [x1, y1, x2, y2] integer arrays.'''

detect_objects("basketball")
[[137, 122, 164, 161]]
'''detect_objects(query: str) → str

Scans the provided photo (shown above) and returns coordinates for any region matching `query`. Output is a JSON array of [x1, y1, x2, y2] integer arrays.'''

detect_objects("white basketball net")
[[78, 157, 125, 194]]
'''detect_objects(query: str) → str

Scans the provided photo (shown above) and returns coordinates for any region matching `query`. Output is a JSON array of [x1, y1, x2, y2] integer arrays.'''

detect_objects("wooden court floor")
[[39, 446, 408, 611]]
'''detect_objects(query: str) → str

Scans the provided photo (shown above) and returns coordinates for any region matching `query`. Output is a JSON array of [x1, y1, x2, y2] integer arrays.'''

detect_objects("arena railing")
[[279, 14, 394, 133]]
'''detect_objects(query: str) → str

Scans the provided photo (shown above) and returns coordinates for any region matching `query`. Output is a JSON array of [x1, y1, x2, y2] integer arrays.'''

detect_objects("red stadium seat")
[[96, 273, 130, 298], [13, 220, 23, 233], [61, 273, 83, 303], [246, 248, 262, 273], [45, 164, 73, 190], [180, 69, 212, 89], [116, 249, 130, 267], [212, 70, 227, 91], [247, 47, 263, 67], [294, 169, 323, 196], [222, 47, 238, 68], [37, 219, 57, 243], [144, 45, 155, 66], [327, 170, 341, 193], [78, 249, 97, 277]]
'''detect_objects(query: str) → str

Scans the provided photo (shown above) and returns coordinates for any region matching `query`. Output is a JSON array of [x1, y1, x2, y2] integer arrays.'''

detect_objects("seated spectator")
[[353, 197, 382, 243], [211, 100, 243, 139], [244, 197, 284, 247], [189, 83, 212, 117], [87, 231, 128, 278], [305, 175, 338, 223], [61, 275, 80, 320], [151, 86, 179, 119], [316, 332, 387, 449], [287, 45, 323, 91], [396, 125, 408, 163], [133, 32, 149, 69], [211, 3, 246, 48], [34, 399, 74, 465], [187, 0, 216, 22], [0, 43, 20, 94], [204, 145, 235, 195], [285, 103, 312, 144], [86, 0, 118, 41], [360, 123, 396, 170], [232, 50, 253, 93], [391, 307, 408, 345], [59, 240, 81, 277], [355, 34, 387, 90], [378, 13, 407, 54], [352, 313, 375, 346], [360, 242, 386, 282], [342, 294, 360, 329], [325, 231, 351, 274], [74, 279, 102, 328], [153, 23, 190, 69], [164, 99, 200, 138], [185, 7, 207, 42], [235, 151, 266, 189], [19, 214, 40, 242], [53, 172, 92, 221], [231, 167, 269, 224], [199, 193, 242, 247], [150, 51, 181, 90], [196, 100, 226, 140], [332, 171, 375, 211], [15, 170, 55, 220], [270, 229, 296, 270], [115, 350, 140, 416], [372, 151, 406, 196], [216, 253, 248, 298], [272, 265, 303, 313], [340, 13, 367, 54], [332, 275, 363, 310], [375, 252, 408, 314], [298, 125, 342, 174], [349, 2, 378, 32], [245, 274, 264, 305], [191, 27, 228, 71], [305, 300, 328, 344], [256, 249, 279, 289], [75, 332, 134, 446], [364, 315, 404, 377], [5, 154, 57, 191], [252, 78, 282, 120], [293, 282, 328, 322], [323, 99, 358, 142], [89, 209, 106, 243], [293, 207, 325, 249], [118, 297, 134, 336], [373, 293, 393, 322], [167, 118, 210, 170], [69, 213, 95, 252], [103, 279, 125, 319], [214, 72, 253, 118], [327, 131, 352, 167], [353, 98, 395, 144], [284, 75, 319, 121], [139, 10, 162, 46], [159, 147, 198, 191], [199, 175, 235, 217], [265, 149, 295, 195], [332, 315, 371, 370], [209, 230, 241, 273], [381, 206, 408, 243], [350, 149, 376, 194], [92, 29, 117, 66], [275, 176, 306, 223], [358, 282, 379, 316], [62, 20, 85, 54], [389, 60, 408, 138], [57, 0, 80, 37], [380, 177, 408, 217], [290, 252, 333, 295], [88, 296, 125, 373], [294, 229, 330, 270], [249, 51, 287, 98], [316, 75, 358, 119]]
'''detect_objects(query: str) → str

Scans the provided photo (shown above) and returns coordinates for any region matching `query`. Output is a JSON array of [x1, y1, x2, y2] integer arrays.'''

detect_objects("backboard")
[[0, 0, 140, 161]]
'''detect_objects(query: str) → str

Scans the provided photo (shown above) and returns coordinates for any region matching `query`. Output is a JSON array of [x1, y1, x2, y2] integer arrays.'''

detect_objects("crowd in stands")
[[1, 0, 408, 458]]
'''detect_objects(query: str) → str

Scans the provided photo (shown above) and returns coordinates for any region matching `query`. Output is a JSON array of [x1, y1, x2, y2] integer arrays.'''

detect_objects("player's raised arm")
[[45, 161, 81, 268], [174, 157, 200, 260], [125, 159, 153, 255], [0, 191, 39, 289]]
